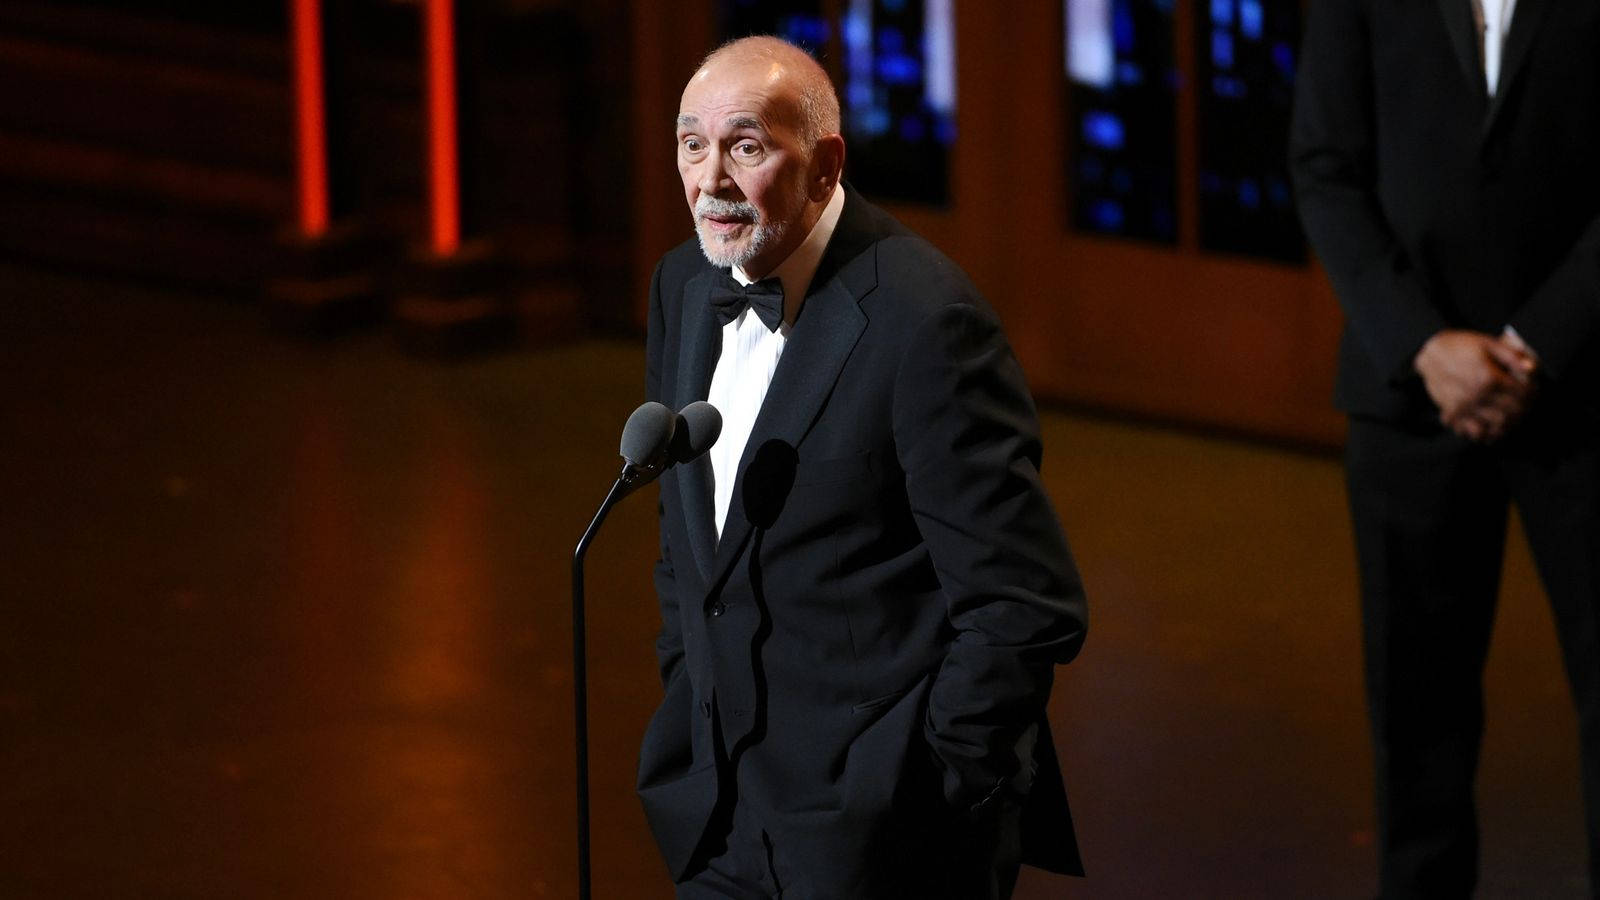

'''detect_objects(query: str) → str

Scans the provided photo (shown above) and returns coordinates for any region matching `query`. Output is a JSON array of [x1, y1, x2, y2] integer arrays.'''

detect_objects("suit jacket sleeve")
[[645, 259, 684, 689], [1508, 213, 1600, 379], [892, 299, 1087, 813], [1289, 0, 1449, 382]]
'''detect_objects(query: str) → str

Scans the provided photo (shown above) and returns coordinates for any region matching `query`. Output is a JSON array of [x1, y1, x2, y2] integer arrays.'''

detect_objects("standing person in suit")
[[1291, 1, 1600, 895], [636, 36, 1087, 899]]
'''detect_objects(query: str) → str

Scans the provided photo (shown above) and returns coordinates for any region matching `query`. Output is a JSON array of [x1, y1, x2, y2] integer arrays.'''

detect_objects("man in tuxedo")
[[636, 36, 1087, 899], [1291, 1, 1600, 895]]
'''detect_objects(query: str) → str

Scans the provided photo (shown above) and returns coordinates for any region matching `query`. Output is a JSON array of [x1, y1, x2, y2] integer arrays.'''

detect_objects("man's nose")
[[696, 151, 731, 195]]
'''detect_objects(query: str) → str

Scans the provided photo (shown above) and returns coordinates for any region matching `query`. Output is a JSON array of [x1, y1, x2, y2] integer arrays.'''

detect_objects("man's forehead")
[[678, 60, 798, 130], [692, 56, 785, 92]]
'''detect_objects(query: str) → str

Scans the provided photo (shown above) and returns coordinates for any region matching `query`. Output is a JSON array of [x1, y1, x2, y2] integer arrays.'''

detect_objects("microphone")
[[617, 400, 723, 496], [570, 398, 720, 900], [670, 400, 722, 466], [617, 400, 677, 495]]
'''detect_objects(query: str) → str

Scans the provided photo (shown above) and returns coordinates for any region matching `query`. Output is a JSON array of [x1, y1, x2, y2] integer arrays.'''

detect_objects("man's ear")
[[809, 134, 846, 202]]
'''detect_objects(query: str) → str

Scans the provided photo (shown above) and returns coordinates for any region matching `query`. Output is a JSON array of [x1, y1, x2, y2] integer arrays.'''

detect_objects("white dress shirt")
[[1473, 0, 1518, 96], [707, 186, 846, 537]]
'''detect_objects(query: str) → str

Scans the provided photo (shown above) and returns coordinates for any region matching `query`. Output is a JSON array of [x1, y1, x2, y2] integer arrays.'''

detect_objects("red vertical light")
[[290, 0, 331, 237], [424, 0, 461, 255]]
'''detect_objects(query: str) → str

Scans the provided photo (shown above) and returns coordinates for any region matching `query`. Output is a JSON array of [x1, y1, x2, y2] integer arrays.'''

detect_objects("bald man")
[[637, 37, 1087, 899]]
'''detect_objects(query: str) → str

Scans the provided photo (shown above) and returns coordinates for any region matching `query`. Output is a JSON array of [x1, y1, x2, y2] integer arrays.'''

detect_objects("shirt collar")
[[732, 185, 846, 326]]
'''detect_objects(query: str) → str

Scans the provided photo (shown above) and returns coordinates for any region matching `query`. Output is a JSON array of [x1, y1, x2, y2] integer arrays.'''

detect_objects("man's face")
[[676, 60, 814, 277]]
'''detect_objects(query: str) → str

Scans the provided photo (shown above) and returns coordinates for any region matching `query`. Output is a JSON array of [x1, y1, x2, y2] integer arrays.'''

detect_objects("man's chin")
[[694, 227, 753, 269]]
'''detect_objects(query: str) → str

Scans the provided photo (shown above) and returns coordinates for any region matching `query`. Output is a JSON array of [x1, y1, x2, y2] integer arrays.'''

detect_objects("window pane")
[[1196, 0, 1304, 261], [717, 0, 957, 207], [719, 0, 831, 52], [1064, 0, 1178, 243], [840, 0, 956, 205]]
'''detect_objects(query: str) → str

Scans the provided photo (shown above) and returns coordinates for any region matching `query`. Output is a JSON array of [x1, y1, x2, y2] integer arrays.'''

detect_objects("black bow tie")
[[709, 276, 785, 332]]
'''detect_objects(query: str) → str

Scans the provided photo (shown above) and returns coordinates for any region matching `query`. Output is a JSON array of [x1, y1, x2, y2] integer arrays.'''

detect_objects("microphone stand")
[[570, 461, 658, 900]]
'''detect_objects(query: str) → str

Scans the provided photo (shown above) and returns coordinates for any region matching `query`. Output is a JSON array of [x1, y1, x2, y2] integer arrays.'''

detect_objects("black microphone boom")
[[569, 400, 718, 900]]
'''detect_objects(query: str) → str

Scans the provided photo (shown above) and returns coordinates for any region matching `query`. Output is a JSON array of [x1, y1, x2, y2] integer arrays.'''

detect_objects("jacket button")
[[709, 601, 727, 617]]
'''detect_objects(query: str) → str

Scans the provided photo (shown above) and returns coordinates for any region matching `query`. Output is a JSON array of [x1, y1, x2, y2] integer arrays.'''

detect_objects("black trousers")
[[675, 798, 1023, 900], [677, 700, 1023, 899], [1346, 415, 1600, 899]]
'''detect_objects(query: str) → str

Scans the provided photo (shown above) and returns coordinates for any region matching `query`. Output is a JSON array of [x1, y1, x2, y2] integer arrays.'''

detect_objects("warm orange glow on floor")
[[3, 265, 1588, 897], [290, 0, 330, 237], [424, 0, 461, 255]]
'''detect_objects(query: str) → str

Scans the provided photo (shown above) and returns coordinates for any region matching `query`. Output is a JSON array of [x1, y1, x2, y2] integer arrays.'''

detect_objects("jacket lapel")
[[1435, 0, 1483, 101], [1482, 0, 1551, 138], [675, 269, 723, 585], [688, 188, 889, 591], [708, 273, 869, 584]]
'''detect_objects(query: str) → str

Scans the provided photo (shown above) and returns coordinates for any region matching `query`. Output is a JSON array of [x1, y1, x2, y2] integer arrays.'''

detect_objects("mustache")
[[695, 195, 758, 221]]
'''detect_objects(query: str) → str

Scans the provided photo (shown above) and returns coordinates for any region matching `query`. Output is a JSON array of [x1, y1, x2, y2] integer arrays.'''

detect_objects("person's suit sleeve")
[[892, 299, 1087, 815], [1289, 0, 1448, 382], [1507, 214, 1600, 379], [645, 258, 685, 689]]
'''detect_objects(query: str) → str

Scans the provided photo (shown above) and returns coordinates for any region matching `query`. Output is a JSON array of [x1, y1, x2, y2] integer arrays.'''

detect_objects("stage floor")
[[0, 264, 1586, 898]]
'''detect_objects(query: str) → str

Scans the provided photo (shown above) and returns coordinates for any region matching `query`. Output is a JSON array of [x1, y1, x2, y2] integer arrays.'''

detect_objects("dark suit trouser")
[[1346, 416, 1600, 899], [676, 800, 1022, 900], [677, 702, 1023, 899]]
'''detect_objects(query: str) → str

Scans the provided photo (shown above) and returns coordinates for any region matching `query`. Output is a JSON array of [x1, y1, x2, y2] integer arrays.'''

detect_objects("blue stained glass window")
[[876, 51, 922, 85], [1065, 0, 1178, 243], [1083, 111, 1126, 151], [782, 14, 831, 47], [840, 0, 956, 204], [1196, 0, 1303, 260], [718, 0, 956, 206], [1211, 75, 1247, 98], [1239, 0, 1264, 39], [720, 0, 831, 53], [1211, 29, 1234, 69], [1091, 199, 1127, 231]]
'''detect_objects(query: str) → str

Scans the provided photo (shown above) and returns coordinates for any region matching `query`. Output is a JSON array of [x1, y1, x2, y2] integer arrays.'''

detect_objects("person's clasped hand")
[[1413, 329, 1539, 443]]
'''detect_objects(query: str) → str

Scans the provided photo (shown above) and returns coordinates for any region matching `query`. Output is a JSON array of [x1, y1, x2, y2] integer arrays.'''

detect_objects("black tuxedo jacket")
[[636, 190, 1087, 892], [1291, 0, 1600, 425]]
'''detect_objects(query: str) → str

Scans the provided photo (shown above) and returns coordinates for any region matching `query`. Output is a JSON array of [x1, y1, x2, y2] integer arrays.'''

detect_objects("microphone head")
[[670, 401, 722, 465], [620, 401, 676, 469]]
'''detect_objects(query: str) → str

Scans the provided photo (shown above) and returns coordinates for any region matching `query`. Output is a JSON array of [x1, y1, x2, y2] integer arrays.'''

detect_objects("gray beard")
[[692, 193, 799, 271], [695, 217, 785, 270]]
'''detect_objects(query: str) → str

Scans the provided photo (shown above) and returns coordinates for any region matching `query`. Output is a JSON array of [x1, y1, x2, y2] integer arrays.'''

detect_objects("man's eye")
[[682, 138, 703, 153], [734, 142, 761, 157]]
